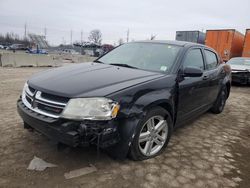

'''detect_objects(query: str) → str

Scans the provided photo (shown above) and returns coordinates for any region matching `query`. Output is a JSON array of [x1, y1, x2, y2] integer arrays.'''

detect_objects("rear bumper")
[[17, 100, 120, 148]]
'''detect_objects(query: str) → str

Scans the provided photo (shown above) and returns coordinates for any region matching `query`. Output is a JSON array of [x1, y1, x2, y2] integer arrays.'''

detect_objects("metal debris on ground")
[[27, 156, 57, 171], [64, 165, 97, 179]]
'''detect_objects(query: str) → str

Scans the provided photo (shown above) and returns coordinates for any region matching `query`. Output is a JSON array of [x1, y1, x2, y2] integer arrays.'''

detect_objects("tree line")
[[0, 29, 154, 47], [0, 30, 102, 47], [0, 32, 30, 46]]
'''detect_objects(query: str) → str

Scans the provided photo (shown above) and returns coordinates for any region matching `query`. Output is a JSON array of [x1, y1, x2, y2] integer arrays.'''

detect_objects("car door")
[[176, 48, 211, 123], [203, 49, 221, 104]]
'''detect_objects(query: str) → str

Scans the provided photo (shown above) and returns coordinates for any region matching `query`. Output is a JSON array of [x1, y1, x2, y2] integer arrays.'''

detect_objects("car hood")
[[230, 64, 250, 72], [28, 62, 165, 98]]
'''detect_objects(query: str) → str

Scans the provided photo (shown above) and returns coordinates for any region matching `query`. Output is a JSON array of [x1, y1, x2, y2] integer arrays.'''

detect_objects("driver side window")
[[183, 49, 204, 70]]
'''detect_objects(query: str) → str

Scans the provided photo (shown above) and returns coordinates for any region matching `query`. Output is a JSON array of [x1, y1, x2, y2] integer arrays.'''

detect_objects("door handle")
[[203, 75, 209, 80]]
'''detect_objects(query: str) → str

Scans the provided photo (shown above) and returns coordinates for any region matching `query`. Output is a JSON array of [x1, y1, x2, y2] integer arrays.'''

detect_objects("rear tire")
[[210, 87, 227, 114], [129, 107, 173, 161]]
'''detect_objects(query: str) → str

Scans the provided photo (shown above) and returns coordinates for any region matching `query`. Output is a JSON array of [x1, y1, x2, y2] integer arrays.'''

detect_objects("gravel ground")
[[0, 67, 249, 188]]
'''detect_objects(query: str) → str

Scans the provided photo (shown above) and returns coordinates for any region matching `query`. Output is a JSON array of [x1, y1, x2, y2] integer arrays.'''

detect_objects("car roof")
[[133, 40, 206, 48]]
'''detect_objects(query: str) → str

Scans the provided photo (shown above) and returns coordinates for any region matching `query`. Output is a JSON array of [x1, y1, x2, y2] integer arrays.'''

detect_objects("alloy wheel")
[[138, 115, 168, 156]]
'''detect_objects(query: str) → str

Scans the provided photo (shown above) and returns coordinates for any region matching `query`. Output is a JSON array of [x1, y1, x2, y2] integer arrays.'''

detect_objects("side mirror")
[[183, 66, 203, 77]]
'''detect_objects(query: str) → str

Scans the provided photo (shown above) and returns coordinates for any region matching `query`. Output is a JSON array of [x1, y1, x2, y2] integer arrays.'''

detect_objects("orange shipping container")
[[205, 29, 244, 61], [242, 29, 250, 57]]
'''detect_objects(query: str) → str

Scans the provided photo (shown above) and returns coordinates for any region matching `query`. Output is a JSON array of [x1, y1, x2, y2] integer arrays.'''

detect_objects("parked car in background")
[[0, 44, 4, 49], [61, 49, 80, 55], [17, 41, 231, 160], [6, 44, 28, 51], [227, 57, 250, 84], [101, 44, 114, 54], [26, 48, 48, 54]]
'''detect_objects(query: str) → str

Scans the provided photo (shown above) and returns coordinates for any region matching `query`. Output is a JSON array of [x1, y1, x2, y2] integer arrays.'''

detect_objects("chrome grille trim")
[[35, 99, 65, 109], [25, 93, 33, 100], [22, 83, 68, 119], [26, 86, 35, 97], [22, 95, 60, 118], [35, 91, 67, 106]]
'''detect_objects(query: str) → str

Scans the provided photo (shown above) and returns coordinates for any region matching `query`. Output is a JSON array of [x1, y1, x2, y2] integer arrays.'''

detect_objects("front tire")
[[129, 107, 173, 161]]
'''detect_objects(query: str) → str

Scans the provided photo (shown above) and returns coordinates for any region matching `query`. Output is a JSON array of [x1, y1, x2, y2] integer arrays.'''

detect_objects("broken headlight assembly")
[[61, 97, 120, 120]]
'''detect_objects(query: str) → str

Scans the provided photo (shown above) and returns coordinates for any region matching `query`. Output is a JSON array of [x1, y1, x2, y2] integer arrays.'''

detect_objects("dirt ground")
[[0, 67, 250, 188]]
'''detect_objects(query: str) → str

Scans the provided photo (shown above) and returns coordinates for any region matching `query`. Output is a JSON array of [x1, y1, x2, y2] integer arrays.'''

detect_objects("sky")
[[0, 0, 249, 46]]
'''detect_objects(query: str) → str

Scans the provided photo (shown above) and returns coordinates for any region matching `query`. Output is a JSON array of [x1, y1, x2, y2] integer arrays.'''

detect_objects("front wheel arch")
[[107, 100, 174, 159], [142, 101, 174, 124]]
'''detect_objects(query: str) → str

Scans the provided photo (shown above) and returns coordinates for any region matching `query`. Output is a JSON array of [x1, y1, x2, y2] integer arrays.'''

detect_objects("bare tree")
[[88, 29, 102, 44], [150, 34, 157, 40], [0, 32, 31, 46], [118, 38, 124, 45]]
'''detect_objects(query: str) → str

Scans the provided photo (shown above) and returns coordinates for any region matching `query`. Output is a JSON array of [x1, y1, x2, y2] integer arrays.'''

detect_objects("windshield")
[[228, 58, 250, 66], [98, 42, 181, 73]]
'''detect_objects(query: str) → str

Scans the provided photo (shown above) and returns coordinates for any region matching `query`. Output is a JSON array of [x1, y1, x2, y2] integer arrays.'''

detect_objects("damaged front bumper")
[[231, 72, 250, 84], [17, 100, 120, 148]]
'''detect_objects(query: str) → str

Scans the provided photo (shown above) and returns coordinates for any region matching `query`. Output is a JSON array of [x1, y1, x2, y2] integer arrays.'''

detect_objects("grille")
[[22, 85, 69, 118]]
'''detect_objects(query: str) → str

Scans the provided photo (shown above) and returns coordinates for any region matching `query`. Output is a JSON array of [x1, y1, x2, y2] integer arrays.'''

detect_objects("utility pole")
[[70, 30, 73, 46], [44, 27, 47, 40], [126, 28, 130, 43], [80, 30, 83, 55], [81, 30, 83, 43], [24, 23, 27, 39]]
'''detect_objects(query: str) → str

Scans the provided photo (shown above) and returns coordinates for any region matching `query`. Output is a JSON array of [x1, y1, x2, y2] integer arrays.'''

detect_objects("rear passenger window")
[[204, 50, 218, 70], [183, 49, 204, 70]]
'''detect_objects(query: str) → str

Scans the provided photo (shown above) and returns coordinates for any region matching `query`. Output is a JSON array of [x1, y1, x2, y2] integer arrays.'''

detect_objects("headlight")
[[61, 98, 120, 120]]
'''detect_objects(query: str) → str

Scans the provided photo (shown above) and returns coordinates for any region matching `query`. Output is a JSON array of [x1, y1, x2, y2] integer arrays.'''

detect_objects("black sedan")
[[227, 57, 250, 84], [17, 41, 231, 160]]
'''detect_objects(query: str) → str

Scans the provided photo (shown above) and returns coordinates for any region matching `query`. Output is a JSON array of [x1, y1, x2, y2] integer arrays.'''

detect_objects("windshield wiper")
[[93, 60, 104, 63], [110, 63, 138, 69]]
